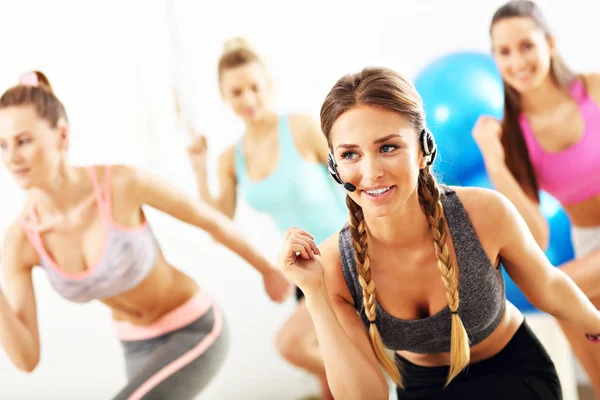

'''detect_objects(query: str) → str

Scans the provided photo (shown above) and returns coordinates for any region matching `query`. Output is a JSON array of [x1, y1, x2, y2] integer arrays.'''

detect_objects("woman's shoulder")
[[319, 229, 357, 304], [448, 185, 511, 217], [446, 185, 515, 239], [2, 218, 39, 271], [287, 113, 329, 163], [90, 163, 156, 183], [582, 73, 600, 105], [319, 229, 342, 265], [86, 164, 143, 198]]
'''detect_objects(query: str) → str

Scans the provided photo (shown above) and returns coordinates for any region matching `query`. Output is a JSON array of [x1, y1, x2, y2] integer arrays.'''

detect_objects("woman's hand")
[[261, 267, 294, 303], [277, 227, 324, 296], [187, 134, 208, 168], [174, 89, 208, 168], [472, 115, 505, 169]]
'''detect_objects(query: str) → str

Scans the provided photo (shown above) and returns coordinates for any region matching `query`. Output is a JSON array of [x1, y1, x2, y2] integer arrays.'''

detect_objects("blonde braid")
[[418, 168, 470, 386], [346, 195, 403, 387]]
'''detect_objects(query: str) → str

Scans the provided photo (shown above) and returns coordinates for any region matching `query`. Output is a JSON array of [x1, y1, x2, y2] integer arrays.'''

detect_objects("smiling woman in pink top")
[[472, 1, 600, 395], [0, 71, 292, 399]]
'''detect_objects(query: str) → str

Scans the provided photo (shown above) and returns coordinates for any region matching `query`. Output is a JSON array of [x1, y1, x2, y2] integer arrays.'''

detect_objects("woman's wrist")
[[583, 311, 600, 343], [304, 285, 330, 309], [586, 333, 600, 343], [484, 160, 509, 178], [191, 160, 207, 173]]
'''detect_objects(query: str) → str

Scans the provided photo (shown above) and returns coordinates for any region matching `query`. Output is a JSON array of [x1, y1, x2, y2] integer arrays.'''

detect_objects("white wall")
[[0, 0, 598, 399]]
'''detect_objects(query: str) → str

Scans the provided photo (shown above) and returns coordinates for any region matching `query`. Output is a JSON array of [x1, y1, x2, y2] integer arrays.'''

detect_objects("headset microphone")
[[327, 153, 356, 192], [343, 182, 356, 192]]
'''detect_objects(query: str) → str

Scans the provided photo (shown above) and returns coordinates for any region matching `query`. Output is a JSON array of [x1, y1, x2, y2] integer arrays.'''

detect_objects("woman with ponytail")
[[278, 66, 600, 399], [0, 71, 291, 399], [179, 37, 348, 399]]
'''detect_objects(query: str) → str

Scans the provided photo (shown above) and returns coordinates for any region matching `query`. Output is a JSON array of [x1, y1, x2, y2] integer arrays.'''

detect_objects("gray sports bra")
[[19, 166, 158, 303], [339, 186, 506, 354]]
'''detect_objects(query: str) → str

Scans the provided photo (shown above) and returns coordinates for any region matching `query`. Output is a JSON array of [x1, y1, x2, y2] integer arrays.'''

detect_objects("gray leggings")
[[112, 306, 229, 400]]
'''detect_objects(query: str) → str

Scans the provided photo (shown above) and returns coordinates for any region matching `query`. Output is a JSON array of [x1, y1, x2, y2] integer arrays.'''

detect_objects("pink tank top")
[[19, 166, 158, 303], [519, 80, 600, 205]]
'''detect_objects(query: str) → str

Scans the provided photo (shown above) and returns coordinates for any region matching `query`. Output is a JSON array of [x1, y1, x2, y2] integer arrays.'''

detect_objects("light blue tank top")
[[235, 115, 348, 244]]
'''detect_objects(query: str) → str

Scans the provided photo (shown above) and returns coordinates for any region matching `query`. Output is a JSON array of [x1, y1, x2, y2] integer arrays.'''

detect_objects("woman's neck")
[[244, 111, 278, 138], [520, 76, 571, 115], [32, 164, 90, 214], [364, 190, 432, 252]]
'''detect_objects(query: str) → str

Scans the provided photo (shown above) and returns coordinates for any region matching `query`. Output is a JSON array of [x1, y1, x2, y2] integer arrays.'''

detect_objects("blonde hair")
[[320, 67, 470, 388], [217, 37, 263, 82]]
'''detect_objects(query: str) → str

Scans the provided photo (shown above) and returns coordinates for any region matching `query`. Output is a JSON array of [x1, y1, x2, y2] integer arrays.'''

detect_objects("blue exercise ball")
[[414, 52, 504, 184], [460, 171, 574, 313]]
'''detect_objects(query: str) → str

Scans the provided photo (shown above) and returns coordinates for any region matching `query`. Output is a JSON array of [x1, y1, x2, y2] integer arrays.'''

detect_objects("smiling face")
[[329, 104, 427, 218], [491, 16, 554, 93], [0, 105, 66, 189], [220, 61, 272, 123]]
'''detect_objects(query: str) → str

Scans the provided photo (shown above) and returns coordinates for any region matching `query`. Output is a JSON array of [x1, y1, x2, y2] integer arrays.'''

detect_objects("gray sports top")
[[339, 186, 506, 354]]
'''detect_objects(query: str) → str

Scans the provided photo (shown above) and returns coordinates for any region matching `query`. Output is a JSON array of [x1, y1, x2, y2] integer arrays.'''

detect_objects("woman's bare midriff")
[[103, 256, 199, 326], [564, 194, 600, 227], [396, 302, 524, 367]]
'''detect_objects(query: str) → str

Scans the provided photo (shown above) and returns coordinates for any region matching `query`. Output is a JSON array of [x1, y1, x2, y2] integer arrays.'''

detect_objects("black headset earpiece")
[[420, 128, 437, 166], [327, 152, 356, 192]]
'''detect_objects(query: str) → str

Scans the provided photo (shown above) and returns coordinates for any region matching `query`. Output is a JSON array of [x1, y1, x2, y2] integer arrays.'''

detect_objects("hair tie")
[[19, 72, 39, 87]]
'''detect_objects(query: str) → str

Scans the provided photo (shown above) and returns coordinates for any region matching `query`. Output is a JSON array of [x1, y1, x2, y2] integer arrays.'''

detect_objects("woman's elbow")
[[193, 204, 229, 242], [207, 217, 230, 245], [337, 389, 388, 400], [14, 353, 40, 373], [535, 231, 549, 252], [372, 386, 390, 400], [335, 380, 389, 400], [532, 221, 550, 251], [362, 386, 389, 400], [19, 361, 38, 374]]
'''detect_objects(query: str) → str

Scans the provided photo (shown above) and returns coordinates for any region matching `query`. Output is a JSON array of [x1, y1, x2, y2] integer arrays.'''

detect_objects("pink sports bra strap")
[[569, 79, 588, 104], [28, 204, 38, 224], [18, 209, 45, 255], [103, 165, 112, 214], [87, 166, 110, 217]]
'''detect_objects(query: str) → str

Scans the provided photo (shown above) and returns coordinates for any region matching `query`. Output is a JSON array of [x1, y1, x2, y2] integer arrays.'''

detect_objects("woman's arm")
[[306, 292, 390, 400], [190, 145, 238, 218], [0, 222, 41, 372], [472, 116, 549, 248], [279, 230, 389, 400], [483, 189, 600, 333], [119, 165, 290, 301], [486, 164, 549, 249], [584, 73, 600, 106], [174, 91, 237, 217]]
